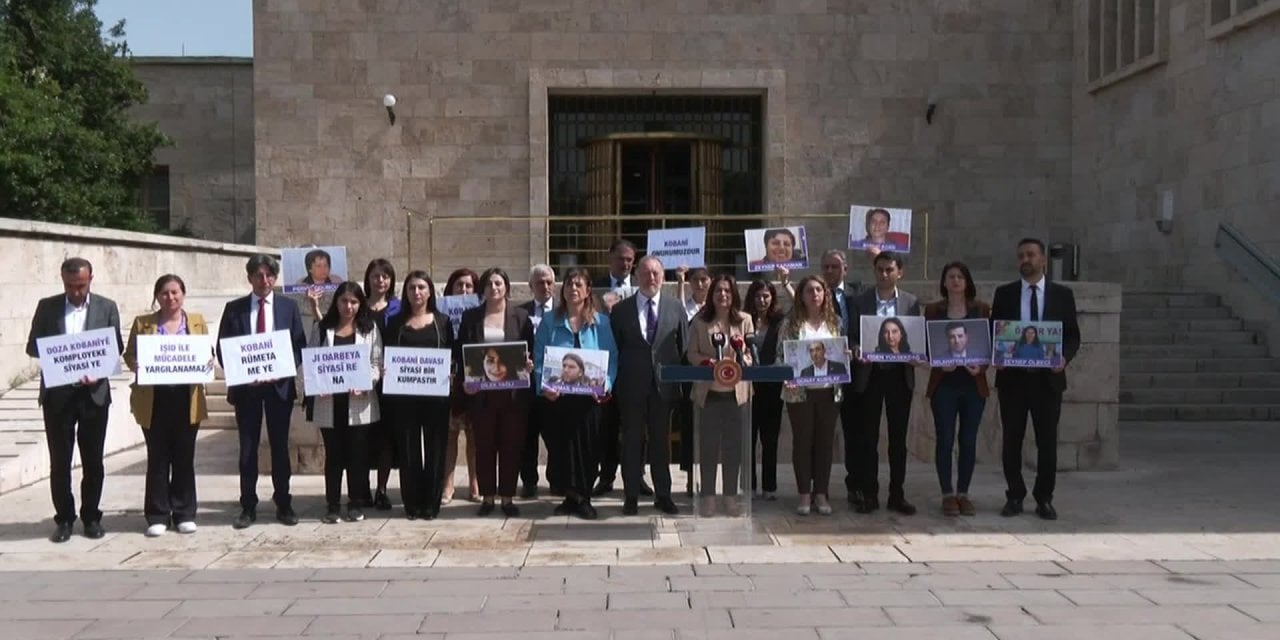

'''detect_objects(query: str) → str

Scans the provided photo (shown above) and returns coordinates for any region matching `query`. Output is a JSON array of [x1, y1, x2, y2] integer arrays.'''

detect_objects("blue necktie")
[[645, 298, 657, 344]]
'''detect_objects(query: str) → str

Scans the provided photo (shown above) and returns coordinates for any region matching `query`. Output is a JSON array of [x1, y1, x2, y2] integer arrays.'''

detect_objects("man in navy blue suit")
[[216, 254, 307, 528]]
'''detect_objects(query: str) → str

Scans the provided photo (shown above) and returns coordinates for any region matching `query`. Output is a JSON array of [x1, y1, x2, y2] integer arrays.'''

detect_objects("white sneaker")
[[145, 523, 167, 537], [176, 521, 197, 534]]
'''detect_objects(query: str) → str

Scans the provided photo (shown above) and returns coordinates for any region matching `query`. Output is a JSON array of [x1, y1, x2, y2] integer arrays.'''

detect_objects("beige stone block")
[[1064, 343, 1118, 403], [1058, 402, 1100, 444]]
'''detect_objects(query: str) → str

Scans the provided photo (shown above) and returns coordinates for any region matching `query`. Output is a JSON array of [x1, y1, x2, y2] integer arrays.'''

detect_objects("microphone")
[[730, 334, 746, 366], [711, 332, 726, 361]]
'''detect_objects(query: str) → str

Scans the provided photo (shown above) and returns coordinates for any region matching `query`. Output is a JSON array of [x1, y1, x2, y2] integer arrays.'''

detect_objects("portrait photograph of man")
[[848, 205, 912, 253], [926, 318, 992, 367], [783, 337, 851, 386]]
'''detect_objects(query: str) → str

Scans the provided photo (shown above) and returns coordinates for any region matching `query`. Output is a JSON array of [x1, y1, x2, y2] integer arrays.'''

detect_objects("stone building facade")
[[130, 57, 255, 244]]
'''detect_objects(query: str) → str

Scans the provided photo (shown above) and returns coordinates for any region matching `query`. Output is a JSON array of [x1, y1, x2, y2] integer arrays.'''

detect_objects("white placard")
[[383, 347, 452, 397], [542, 346, 610, 396], [35, 327, 121, 389], [219, 330, 298, 386], [301, 343, 373, 396], [646, 227, 706, 269], [437, 294, 482, 339], [135, 334, 216, 385]]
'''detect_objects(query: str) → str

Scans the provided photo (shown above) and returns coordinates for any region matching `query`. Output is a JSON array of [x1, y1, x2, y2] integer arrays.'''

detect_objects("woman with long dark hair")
[[308, 281, 383, 524], [456, 267, 534, 517], [744, 278, 784, 500], [384, 270, 453, 520], [441, 268, 481, 504], [532, 267, 617, 519], [874, 317, 912, 354], [923, 261, 990, 517], [363, 259, 401, 511]]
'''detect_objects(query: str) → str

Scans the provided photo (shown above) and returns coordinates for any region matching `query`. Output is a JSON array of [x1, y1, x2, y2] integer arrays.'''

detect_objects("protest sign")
[[135, 334, 215, 385], [744, 226, 808, 273], [848, 205, 913, 253], [301, 343, 373, 396], [858, 315, 928, 363], [281, 246, 348, 294], [462, 342, 530, 392], [926, 319, 992, 368], [219, 330, 298, 386], [35, 327, 121, 389], [437, 294, 482, 339], [645, 227, 705, 269], [542, 346, 609, 396], [782, 337, 851, 387], [992, 320, 1064, 369], [382, 347, 452, 396]]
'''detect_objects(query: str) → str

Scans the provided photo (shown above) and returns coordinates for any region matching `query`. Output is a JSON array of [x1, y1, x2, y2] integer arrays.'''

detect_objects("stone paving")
[[0, 421, 1278, 637]]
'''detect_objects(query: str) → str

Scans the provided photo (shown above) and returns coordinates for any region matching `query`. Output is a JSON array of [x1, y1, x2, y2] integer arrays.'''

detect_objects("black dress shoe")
[[232, 508, 256, 529], [847, 491, 865, 510], [276, 507, 299, 526], [1000, 499, 1024, 517], [622, 497, 639, 515], [553, 497, 577, 516], [501, 503, 520, 518], [373, 491, 393, 511], [519, 484, 538, 499], [49, 522, 73, 543], [477, 502, 495, 516], [405, 510, 419, 521], [549, 486, 567, 497], [575, 500, 598, 520], [592, 480, 614, 497], [654, 496, 679, 515], [321, 510, 341, 525], [855, 497, 879, 514], [83, 521, 106, 539], [1035, 502, 1058, 520], [639, 481, 655, 497], [887, 498, 917, 516]]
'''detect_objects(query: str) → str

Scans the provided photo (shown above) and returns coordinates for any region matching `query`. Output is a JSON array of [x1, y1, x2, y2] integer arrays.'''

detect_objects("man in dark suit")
[[991, 238, 1081, 521], [850, 252, 921, 516], [593, 239, 637, 291], [26, 257, 123, 542], [216, 254, 306, 529], [592, 239, 646, 496], [799, 340, 849, 378], [819, 249, 868, 509], [611, 255, 688, 515], [519, 264, 559, 498]]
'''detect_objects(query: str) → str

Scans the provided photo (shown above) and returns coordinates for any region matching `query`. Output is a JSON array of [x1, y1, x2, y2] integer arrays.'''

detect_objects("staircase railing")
[[1215, 222, 1280, 305]]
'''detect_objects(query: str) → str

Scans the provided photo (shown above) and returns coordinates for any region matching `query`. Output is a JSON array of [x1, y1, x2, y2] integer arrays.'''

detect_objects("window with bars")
[[138, 165, 171, 230], [1208, 0, 1280, 37], [1087, 0, 1165, 91]]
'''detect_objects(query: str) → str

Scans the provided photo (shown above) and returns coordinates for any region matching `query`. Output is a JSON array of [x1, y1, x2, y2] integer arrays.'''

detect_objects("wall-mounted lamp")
[[383, 94, 397, 126], [1155, 186, 1174, 234]]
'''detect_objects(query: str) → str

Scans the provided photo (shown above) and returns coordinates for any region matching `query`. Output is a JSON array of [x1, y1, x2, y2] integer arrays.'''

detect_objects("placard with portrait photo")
[[858, 315, 928, 363], [462, 341, 531, 392], [992, 320, 1064, 369], [848, 205, 912, 253], [541, 346, 609, 396], [782, 337, 851, 387], [281, 246, 348, 294], [926, 319, 992, 368], [744, 226, 808, 273]]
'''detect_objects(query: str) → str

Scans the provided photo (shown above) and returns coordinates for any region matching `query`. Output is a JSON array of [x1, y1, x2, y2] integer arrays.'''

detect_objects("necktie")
[[1029, 285, 1040, 322], [645, 298, 657, 344], [256, 296, 268, 333]]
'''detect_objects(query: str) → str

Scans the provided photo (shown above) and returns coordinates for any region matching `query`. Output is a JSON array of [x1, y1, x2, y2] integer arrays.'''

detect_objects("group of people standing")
[[25, 234, 1078, 542]]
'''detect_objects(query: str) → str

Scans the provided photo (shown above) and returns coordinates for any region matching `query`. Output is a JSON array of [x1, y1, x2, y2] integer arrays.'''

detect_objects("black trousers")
[[839, 382, 862, 497], [143, 386, 199, 526], [233, 386, 294, 511], [999, 372, 1062, 504], [858, 367, 912, 502], [42, 387, 109, 525], [620, 389, 673, 499], [320, 423, 371, 510], [750, 382, 783, 493], [396, 397, 450, 516], [551, 395, 601, 497], [520, 396, 560, 490]]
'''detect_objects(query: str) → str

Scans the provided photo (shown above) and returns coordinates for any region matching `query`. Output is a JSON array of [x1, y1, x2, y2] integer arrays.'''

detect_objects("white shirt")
[[682, 294, 703, 322], [64, 294, 90, 335], [831, 283, 848, 325], [808, 362, 828, 376], [248, 291, 276, 333], [1021, 276, 1046, 321], [636, 291, 660, 335], [610, 274, 632, 289], [875, 288, 900, 317], [529, 297, 553, 330]]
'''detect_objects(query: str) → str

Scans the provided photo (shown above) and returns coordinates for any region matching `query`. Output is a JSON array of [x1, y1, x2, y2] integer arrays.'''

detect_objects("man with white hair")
[[519, 264, 560, 497]]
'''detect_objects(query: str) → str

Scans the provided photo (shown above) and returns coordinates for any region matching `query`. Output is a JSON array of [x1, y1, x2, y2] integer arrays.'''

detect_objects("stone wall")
[[1067, 0, 1280, 352], [131, 57, 256, 245], [253, 0, 1074, 282]]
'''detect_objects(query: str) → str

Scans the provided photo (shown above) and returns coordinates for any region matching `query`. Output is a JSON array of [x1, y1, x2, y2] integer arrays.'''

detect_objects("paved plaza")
[[0, 421, 1278, 638]]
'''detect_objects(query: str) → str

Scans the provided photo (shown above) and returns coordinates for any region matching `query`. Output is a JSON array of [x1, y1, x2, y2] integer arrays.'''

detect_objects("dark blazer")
[[593, 273, 632, 289], [849, 287, 921, 393], [801, 360, 848, 378], [990, 279, 1081, 393], [611, 291, 688, 403], [26, 293, 123, 407], [517, 299, 555, 324], [454, 303, 535, 408], [215, 293, 307, 405], [923, 299, 992, 398], [831, 280, 865, 337]]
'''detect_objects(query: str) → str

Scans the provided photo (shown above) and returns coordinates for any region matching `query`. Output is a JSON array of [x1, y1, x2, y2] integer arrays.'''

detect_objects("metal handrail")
[[1215, 222, 1280, 304]]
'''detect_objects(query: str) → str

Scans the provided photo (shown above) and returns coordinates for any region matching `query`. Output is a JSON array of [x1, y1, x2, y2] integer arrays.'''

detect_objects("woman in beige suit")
[[123, 274, 210, 537], [686, 274, 754, 517]]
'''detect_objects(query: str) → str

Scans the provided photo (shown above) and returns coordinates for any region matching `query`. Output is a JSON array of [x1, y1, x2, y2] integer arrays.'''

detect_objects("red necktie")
[[256, 296, 268, 333]]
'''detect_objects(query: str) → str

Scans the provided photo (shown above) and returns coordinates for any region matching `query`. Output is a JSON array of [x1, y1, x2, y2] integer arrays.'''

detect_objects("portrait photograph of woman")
[[858, 314, 927, 363], [462, 342, 530, 391], [992, 320, 1064, 368]]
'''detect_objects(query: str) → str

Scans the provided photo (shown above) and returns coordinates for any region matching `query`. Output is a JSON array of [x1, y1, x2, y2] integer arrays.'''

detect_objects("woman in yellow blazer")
[[685, 274, 754, 517], [123, 275, 210, 537]]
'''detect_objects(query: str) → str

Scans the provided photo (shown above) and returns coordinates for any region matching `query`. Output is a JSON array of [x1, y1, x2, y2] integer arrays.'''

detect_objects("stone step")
[[1122, 357, 1280, 373], [205, 410, 237, 429], [1121, 306, 1232, 320], [1120, 404, 1280, 421], [1120, 344, 1270, 359], [1121, 330, 1259, 345], [1124, 292, 1221, 309], [1120, 372, 1280, 389], [1121, 319, 1243, 332], [1120, 388, 1280, 404]]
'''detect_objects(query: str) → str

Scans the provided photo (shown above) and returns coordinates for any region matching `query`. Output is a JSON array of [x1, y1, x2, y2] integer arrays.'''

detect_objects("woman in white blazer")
[[307, 282, 384, 524]]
